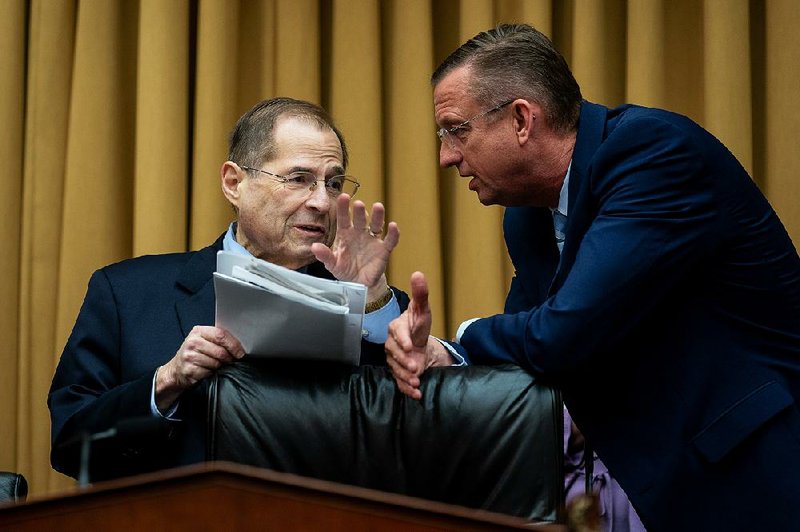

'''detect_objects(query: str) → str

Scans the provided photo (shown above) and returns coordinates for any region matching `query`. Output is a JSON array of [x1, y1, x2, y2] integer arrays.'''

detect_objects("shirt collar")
[[223, 222, 250, 256], [222, 222, 308, 274], [552, 161, 572, 217]]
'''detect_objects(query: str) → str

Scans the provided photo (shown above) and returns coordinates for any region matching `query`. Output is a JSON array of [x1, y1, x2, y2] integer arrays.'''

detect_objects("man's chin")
[[473, 187, 499, 206], [286, 250, 317, 270], [472, 183, 522, 207], [278, 239, 318, 266]]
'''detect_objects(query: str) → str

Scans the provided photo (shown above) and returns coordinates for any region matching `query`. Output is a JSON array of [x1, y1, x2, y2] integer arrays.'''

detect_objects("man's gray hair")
[[228, 97, 348, 169], [431, 24, 582, 134]]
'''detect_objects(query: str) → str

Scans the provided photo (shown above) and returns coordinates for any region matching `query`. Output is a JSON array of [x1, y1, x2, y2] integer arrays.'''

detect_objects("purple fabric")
[[564, 408, 647, 532]]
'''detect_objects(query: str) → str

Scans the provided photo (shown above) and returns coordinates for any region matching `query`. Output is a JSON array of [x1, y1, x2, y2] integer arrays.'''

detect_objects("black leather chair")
[[207, 360, 564, 522], [0, 472, 28, 503]]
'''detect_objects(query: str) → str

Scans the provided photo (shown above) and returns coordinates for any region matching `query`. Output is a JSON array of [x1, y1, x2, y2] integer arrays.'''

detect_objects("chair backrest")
[[207, 360, 563, 522], [0, 472, 28, 503]]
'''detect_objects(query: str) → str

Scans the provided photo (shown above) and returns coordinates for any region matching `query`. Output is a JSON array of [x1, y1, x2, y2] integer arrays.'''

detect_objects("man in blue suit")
[[49, 98, 406, 481], [386, 24, 800, 530]]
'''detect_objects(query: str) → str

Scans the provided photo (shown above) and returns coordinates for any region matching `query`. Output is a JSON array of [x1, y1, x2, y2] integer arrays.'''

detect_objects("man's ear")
[[221, 161, 244, 207], [511, 99, 537, 146]]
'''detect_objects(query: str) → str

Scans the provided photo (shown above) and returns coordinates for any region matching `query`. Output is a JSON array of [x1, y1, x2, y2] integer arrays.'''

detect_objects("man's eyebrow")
[[435, 115, 452, 127], [436, 113, 466, 129], [286, 166, 314, 174], [286, 165, 346, 176]]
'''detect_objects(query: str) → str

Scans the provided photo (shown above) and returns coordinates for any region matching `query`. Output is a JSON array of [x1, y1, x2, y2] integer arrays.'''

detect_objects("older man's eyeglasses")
[[436, 99, 515, 149], [240, 166, 360, 197]]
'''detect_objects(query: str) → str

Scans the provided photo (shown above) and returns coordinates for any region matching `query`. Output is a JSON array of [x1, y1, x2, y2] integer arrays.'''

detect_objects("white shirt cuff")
[[150, 368, 179, 419], [434, 338, 467, 366], [456, 318, 480, 343]]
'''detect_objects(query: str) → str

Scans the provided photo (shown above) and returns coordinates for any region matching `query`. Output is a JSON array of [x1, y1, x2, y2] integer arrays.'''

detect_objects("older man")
[[386, 24, 800, 531], [50, 97, 405, 481]]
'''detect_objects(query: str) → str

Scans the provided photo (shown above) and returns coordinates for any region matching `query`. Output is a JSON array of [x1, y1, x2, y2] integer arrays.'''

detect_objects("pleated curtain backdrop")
[[1, 0, 797, 496]]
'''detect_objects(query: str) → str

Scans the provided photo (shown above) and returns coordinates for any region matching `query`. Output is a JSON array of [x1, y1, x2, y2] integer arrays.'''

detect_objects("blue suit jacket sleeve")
[[461, 115, 720, 378], [48, 269, 170, 477], [457, 102, 800, 528]]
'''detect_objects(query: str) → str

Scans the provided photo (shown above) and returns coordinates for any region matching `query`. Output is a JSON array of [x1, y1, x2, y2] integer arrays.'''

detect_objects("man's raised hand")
[[385, 272, 452, 399], [311, 194, 400, 301]]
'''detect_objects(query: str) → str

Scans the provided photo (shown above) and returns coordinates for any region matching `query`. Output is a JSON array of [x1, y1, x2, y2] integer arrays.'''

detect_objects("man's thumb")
[[410, 271, 429, 311]]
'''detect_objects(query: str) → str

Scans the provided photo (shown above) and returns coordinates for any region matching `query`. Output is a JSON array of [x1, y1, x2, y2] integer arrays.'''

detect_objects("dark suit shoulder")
[[604, 104, 711, 151], [101, 250, 193, 276], [607, 102, 694, 125], [98, 235, 224, 289]]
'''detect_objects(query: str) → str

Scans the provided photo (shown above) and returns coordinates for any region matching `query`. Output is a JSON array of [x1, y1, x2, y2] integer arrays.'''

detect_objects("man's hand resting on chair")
[[385, 271, 454, 399]]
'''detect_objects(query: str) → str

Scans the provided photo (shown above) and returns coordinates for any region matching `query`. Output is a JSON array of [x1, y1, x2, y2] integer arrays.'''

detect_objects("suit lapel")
[[504, 206, 560, 306], [175, 235, 225, 337], [549, 101, 608, 295]]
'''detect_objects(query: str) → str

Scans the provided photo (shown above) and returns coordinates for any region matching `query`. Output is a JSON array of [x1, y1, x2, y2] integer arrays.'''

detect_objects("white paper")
[[214, 251, 365, 364]]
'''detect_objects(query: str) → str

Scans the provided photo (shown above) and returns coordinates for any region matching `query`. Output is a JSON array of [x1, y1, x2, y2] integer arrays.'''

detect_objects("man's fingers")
[[388, 364, 423, 400], [382, 222, 400, 251], [186, 349, 226, 371], [195, 326, 244, 359], [352, 200, 368, 231], [386, 315, 425, 401], [385, 351, 423, 401], [172, 358, 213, 382], [216, 327, 246, 358], [368, 203, 386, 235], [388, 313, 417, 352], [310, 242, 335, 270], [408, 272, 431, 348], [385, 334, 419, 374], [398, 381, 423, 401], [409, 272, 429, 313], [385, 354, 420, 387], [336, 193, 352, 229], [189, 339, 234, 366]]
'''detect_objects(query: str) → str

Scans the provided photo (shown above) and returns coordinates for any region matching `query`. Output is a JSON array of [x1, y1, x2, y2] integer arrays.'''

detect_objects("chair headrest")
[[0, 471, 28, 502]]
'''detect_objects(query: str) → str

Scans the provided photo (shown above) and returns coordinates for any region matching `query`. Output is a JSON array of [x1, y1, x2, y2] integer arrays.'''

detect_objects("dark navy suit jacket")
[[459, 102, 800, 530], [48, 234, 407, 481]]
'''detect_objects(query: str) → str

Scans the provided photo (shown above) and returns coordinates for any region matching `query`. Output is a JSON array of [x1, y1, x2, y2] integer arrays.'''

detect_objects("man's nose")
[[439, 141, 462, 168], [304, 181, 332, 210]]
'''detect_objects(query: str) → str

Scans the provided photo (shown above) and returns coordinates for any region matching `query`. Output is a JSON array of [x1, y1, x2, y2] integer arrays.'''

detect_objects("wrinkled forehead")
[[433, 67, 481, 126], [270, 116, 344, 171]]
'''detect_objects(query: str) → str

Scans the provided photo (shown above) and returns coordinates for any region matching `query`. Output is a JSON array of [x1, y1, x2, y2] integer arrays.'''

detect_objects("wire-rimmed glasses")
[[240, 165, 360, 197], [436, 99, 515, 149]]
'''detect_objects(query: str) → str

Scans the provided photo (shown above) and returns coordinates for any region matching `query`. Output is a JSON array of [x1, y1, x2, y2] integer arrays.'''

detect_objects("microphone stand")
[[78, 428, 116, 487]]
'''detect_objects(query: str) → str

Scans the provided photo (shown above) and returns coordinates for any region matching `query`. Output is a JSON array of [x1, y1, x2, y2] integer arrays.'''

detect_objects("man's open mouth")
[[295, 224, 325, 236]]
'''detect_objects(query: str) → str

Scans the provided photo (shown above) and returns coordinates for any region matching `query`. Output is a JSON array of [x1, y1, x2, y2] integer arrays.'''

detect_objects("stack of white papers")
[[213, 251, 366, 365]]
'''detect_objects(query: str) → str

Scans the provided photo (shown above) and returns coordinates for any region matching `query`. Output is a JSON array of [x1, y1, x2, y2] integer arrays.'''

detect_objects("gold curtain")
[[2, 0, 798, 496]]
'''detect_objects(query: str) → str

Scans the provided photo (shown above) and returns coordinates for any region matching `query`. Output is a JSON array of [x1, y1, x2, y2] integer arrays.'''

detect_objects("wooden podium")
[[0, 462, 567, 531]]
